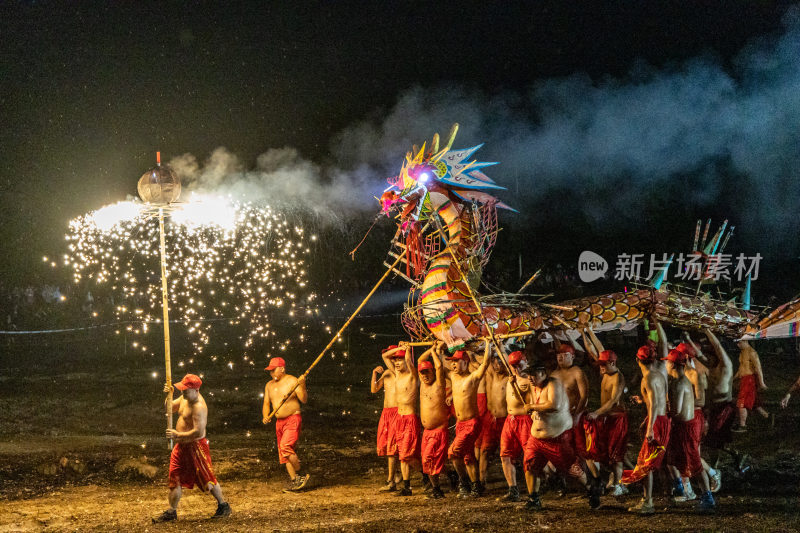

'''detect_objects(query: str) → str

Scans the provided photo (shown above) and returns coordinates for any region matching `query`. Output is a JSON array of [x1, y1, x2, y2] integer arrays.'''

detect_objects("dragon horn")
[[431, 133, 440, 154], [443, 123, 459, 151], [703, 220, 725, 255], [692, 219, 701, 251], [710, 219, 728, 255], [651, 254, 674, 290], [700, 218, 711, 249], [743, 273, 752, 311], [719, 225, 735, 254], [430, 148, 448, 163]]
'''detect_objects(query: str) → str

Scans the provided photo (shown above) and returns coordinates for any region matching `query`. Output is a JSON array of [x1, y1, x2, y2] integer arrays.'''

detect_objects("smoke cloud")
[[170, 8, 800, 250]]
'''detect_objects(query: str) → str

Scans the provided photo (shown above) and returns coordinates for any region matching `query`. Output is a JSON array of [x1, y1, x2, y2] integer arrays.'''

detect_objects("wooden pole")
[[158, 208, 174, 449], [265, 248, 408, 422]]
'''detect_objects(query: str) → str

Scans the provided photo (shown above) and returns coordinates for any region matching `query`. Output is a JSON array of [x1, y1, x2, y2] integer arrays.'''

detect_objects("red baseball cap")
[[174, 374, 202, 391], [418, 360, 434, 372], [381, 344, 399, 354], [557, 344, 575, 355], [636, 345, 655, 361], [508, 350, 525, 366], [663, 349, 687, 365], [445, 350, 469, 362], [675, 342, 696, 359], [265, 357, 286, 371], [387, 346, 408, 359], [598, 350, 617, 364]]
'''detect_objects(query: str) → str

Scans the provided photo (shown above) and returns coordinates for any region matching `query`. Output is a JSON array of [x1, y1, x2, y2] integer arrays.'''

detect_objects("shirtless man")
[[446, 343, 491, 497], [497, 350, 532, 502], [153, 374, 231, 523], [263, 357, 309, 491], [383, 343, 424, 496], [372, 345, 400, 492], [523, 361, 600, 511], [676, 338, 722, 495], [664, 349, 715, 512], [733, 340, 769, 430], [587, 349, 629, 496], [475, 349, 509, 490], [622, 344, 670, 515], [418, 341, 450, 499]]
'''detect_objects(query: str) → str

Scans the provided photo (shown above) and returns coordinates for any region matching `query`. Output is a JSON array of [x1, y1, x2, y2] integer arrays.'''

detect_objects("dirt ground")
[[3, 333, 800, 531]]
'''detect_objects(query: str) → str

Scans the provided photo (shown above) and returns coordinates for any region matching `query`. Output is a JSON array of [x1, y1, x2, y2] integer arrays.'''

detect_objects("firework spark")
[[61, 193, 319, 361]]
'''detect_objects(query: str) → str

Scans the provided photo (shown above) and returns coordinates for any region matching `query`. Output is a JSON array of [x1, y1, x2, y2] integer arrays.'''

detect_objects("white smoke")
[[170, 7, 800, 248]]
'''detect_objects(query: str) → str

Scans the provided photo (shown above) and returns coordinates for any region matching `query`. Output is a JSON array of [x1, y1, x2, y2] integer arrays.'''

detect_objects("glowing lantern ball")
[[137, 165, 181, 204]]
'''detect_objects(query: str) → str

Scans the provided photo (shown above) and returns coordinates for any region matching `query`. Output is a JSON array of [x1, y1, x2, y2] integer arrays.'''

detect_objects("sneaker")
[[587, 481, 601, 509], [610, 484, 629, 497], [697, 491, 716, 513], [446, 470, 460, 490], [731, 425, 747, 433], [395, 486, 412, 496], [671, 478, 685, 498], [378, 480, 397, 493], [294, 473, 310, 491], [152, 509, 177, 523], [710, 470, 722, 493], [470, 481, 485, 497], [212, 502, 231, 519], [524, 493, 542, 512], [497, 486, 521, 502], [426, 486, 445, 499], [457, 481, 471, 499], [627, 498, 655, 515]]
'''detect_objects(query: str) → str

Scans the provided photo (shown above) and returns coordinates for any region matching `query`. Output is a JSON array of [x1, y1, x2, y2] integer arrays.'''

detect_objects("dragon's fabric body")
[[379, 124, 800, 348]]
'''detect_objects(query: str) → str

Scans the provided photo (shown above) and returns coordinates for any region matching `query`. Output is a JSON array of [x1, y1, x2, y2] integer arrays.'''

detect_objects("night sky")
[[2, 1, 798, 297]]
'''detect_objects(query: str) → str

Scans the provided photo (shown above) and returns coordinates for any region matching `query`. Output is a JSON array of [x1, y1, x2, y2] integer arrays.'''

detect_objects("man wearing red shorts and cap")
[[523, 360, 600, 511], [263, 357, 310, 491], [372, 345, 400, 492], [586, 349, 629, 497], [417, 341, 450, 499], [474, 345, 509, 493], [497, 349, 532, 502], [622, 343, 670, 515], [733, 340, 769, 431], [153, 374, 231, 523], [446, 343, 490, 497], [383, 342, 426, 496], [664, 348, 715, 512]]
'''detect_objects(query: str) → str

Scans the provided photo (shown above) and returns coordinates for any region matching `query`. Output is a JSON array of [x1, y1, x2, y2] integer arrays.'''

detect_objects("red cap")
[[174, 374, 202, 391], [557, 344, 575, 355], [636, 345, 655, 361], [675, 342, 696, 359], [418, 360, 434, 372], [387, 346, 408, 359], [265, 357, 286, 371], [445, 350, 469, 362], [663, 349, 687, 365], [598, 350, 617, 364], [508, 350, 525, 366], [381, 344, 399, 354]]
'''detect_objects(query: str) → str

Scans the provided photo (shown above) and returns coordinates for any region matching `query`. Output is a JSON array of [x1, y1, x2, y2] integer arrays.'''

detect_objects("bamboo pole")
[[158, 208, 174, 449], [264, 248, 408, 423]]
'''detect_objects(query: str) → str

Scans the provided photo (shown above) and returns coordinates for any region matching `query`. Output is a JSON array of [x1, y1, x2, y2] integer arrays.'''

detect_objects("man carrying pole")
[[263, 357, 310, 492]]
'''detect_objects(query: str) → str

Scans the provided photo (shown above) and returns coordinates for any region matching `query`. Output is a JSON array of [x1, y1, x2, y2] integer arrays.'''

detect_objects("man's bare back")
[[485, 362, 508, 418], [641, 367, 667, 439], [668, 374, 695, 422]]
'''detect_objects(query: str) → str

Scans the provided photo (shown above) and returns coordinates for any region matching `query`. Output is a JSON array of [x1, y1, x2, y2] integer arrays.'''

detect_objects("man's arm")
[[432, 342, 447, 387], [576, 369, 589, 412], [164, 384, 180, 412], [370, 366, 385, 394], [704, 329, 730, 372], [295, 375, 308, 403], [683, 332, 709, 365], [472, 342, 492, 381], [262, 385, 272, 423], [654, 321, 668, 359], [402, 343, 420, 378], [382, 347, 402, 371], [781, 374, 800, 408]]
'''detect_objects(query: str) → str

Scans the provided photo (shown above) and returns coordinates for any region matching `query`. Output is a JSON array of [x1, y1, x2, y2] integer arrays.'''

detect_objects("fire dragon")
[[377, 124, 800, 348]]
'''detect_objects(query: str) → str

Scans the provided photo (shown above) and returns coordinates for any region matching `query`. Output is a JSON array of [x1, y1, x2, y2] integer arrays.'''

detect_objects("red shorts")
[[667, 417, 703, 478], [602, 412, 629, 464], [421, 427, 448, 475], [691, 408, 705, 445], [377, 407, 398, 457], [448, 417, 482, 464], [168, 438, 218, 492], [574, 412, 601, 461], [704, 401, 735, 449], [474, 394, 490, 447], [500, 415, 532, 459], [621, 415, 671, 484], [479, 415, 506, 452], [276, 413, 302, 464], [395, 413, 422, 462], [523, 431, 577, 475], [737, 374, 761, 409], [477, 393, 488, 416]]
